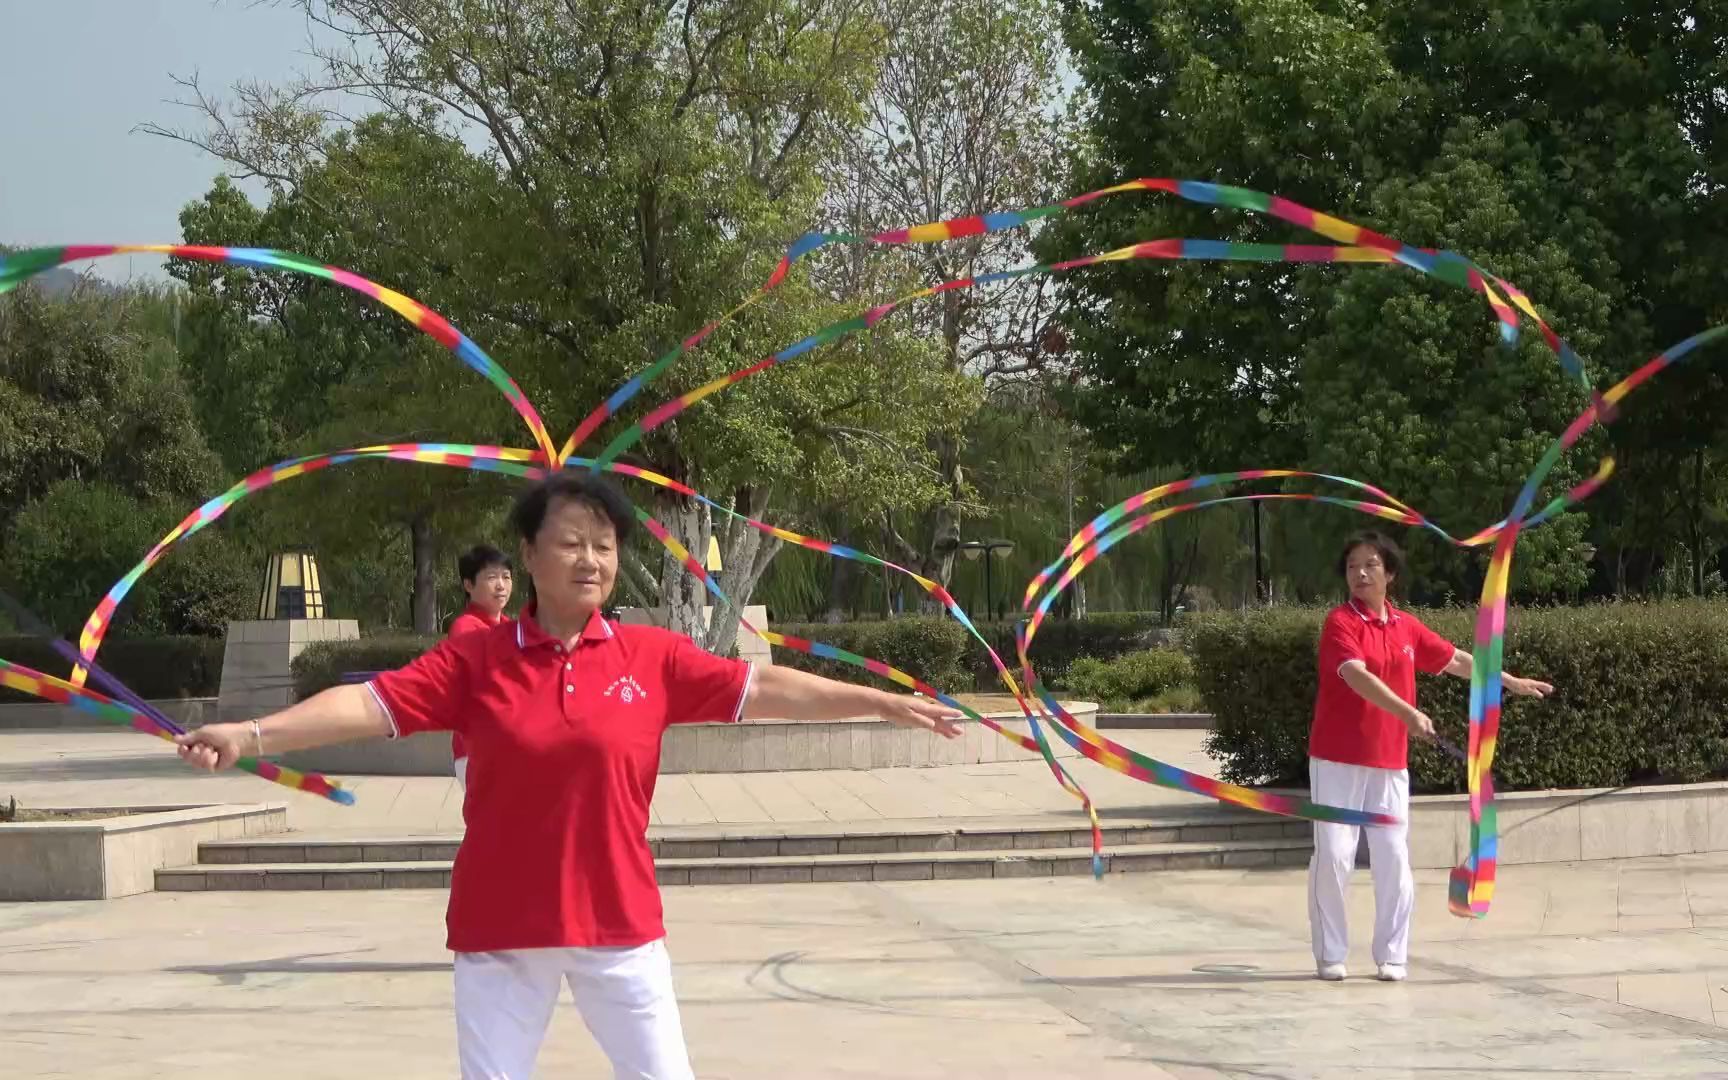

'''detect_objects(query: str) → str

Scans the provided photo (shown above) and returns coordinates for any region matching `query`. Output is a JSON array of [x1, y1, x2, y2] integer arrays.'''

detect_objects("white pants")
[[454, 940, 693, 1080], [454, 755, 469, 790], [1306, 757, 1413, 968]]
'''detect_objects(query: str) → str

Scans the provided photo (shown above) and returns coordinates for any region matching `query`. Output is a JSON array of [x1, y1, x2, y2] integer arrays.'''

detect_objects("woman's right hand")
[[1403, 708, 1436, 740], [174, 723, 250, 771]]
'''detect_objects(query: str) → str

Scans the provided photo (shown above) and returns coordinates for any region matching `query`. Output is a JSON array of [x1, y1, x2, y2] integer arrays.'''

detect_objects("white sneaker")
[[1317, 963, 1347, 981], [1376, 963, 1407, 982]]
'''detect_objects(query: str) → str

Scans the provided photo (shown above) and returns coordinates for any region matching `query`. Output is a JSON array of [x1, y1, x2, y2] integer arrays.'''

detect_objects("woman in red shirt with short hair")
[[448, 543, 513, 790], [175, 472, 962, 1079], [1309, 531, 1552, 984]]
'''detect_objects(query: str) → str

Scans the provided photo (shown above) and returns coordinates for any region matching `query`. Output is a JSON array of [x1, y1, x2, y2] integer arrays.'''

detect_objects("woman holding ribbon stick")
[[1309, 531, 1553, 983], [174, 471, 962, 1079]]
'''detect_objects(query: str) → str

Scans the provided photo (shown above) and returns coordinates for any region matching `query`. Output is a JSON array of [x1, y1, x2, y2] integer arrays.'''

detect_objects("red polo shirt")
[[1311, 600, 1455, 770], [368, 607, 752, 951], [447, 603, 507, 763]]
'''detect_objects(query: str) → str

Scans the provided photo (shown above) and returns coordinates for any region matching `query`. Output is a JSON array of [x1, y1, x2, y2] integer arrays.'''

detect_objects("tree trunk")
[[410, 513, 438, 634], [702, 486, 781, 657], [656, 489, 710, 642], [824, 543, 855, 622], [917, 434, 965, 608], [1692, 448, 1707, 596], [654, 484, 784, 655], [907, 288, 971, 610], [620, 553, 661, 607]]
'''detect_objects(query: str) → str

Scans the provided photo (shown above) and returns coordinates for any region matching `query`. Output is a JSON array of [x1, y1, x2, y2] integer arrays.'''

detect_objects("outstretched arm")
[[744, 666, 962, 738], [1440, 648, 1554, 697], [174, 684, 392, 770]]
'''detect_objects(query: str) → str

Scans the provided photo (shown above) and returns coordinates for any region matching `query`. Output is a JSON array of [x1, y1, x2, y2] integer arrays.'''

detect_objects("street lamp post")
[[956, 539, 1016, 620]]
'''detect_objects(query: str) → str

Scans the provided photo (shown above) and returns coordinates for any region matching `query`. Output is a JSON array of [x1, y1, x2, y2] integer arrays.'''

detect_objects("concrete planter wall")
[[1404, 781, 1728, 870], [276, 703, 1098, 776], [0, 697, 217, 731], [1095, 713, 1213, 730], [0, 803, 286, 901], [656, 706, 1094, 773]]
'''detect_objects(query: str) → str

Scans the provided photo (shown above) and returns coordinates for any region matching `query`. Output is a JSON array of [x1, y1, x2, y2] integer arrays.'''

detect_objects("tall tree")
[[0, 280, 256, 634], [1055, 0, 1728, 600], [821, 0, 1073, 599], [149, 1, 970, 647]]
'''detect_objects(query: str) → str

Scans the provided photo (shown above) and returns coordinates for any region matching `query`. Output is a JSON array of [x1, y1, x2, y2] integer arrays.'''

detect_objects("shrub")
[[1057, 648, 1195, 712], [292, 634, 439, 699], [1187, 601, 1728, 794], [964, 612, 1163, 689], [768, 617, 970, 694], [2, 480, 255, 638], [0, 636, 226, 703]]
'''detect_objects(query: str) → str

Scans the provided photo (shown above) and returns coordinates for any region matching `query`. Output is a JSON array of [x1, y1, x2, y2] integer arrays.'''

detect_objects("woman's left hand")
[[879, 694, 964, 739], [1504, 675, 1554, 699]]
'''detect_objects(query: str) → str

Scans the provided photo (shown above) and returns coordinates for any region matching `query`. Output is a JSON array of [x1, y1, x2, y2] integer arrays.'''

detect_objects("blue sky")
[[1, 0, 317, 281]]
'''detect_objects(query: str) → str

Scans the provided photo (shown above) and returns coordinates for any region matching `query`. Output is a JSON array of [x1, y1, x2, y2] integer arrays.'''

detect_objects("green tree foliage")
[[151, 1, 983, 645], [1054, 0, 1728, 601], [0, 281, 256, 635]]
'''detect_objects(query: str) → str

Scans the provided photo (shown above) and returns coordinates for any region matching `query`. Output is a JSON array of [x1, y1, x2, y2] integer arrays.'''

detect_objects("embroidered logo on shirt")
[[1402, 645, 1415, 661], [603, 675, 647, 704]]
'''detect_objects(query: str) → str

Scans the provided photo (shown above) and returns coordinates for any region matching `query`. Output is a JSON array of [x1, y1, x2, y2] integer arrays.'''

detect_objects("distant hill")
[[0, 259, 122, 299], [31, 267, 85, 297]]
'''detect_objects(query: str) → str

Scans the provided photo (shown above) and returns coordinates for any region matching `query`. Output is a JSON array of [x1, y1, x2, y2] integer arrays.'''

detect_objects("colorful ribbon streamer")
[[1447, 324, 1728, 917], [570, 177, 1590, 465], [0, 657, 353, 804], [6, 180, 1716, 911], [0, 245, 557, 466]]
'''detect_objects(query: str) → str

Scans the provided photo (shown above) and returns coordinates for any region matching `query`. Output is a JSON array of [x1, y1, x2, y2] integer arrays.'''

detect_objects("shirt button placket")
[[555, 646, 573, 715]]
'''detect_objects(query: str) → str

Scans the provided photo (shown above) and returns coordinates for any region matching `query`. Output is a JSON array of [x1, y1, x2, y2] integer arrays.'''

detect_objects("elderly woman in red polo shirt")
[[1309, 531, 1552, 984], [175, 472, 962, 1079]]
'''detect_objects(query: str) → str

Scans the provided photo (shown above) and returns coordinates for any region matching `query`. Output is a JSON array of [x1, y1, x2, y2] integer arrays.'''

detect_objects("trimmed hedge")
[[771, 618, 970, 694], [289, 611, 1166, 702], [293, 634, 438, 700], [293, 625, 976, 701], [1187, 602, 1728, 794], [0, 636, 226, 703], [1056, 648, 1195, 712], [964, 612, 1164, 689]]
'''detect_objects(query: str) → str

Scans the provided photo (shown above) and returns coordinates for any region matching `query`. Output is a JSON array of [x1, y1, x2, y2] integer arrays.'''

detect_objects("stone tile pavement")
[[13, 728, 1728, 1075], [12, 856, 1728, 1076]]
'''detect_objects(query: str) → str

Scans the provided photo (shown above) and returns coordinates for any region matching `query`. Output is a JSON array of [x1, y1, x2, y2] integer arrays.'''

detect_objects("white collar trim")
[[1348, 598, 1400, 625]]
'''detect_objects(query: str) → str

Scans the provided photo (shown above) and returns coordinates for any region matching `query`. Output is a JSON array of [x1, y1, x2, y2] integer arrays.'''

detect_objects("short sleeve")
[[369, 637, 471, 737], [1317, 609, 1365, 677], [1412, 618, 1457, 675], [661, 633, 752, 726]]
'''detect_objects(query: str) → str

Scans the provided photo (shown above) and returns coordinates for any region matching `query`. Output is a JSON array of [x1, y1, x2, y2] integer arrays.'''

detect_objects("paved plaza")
[[10, 729, 1728, 1076], [11, 847, 1728, 1075]]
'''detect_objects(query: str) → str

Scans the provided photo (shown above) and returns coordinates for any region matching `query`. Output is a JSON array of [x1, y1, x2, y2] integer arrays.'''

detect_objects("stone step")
[[156, 837, 1313, 892], [194, 814, 1310, 866]]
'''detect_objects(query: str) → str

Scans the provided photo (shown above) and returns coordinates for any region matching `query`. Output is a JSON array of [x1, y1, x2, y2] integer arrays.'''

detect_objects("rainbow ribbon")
[[9, 181, 1714, 901], [0, 193, 1551, 831], [570, 177, 1587, 463], [72, 443, 544, 673], [0, 657, 353, 804], [587, 238, 1537, 470], [0, 245, 557, 466], [1448, 324, 1728, 917]]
